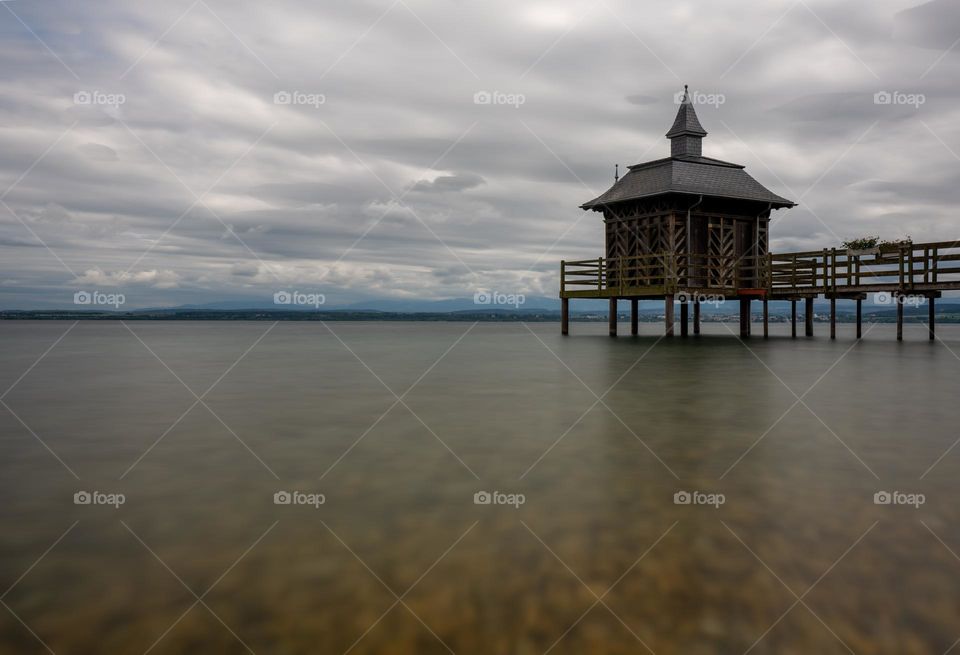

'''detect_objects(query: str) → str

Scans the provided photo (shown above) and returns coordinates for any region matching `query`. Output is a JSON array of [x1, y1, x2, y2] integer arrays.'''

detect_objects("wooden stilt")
[[896, 294, 903, 341], [739, 297, 750, 338], [830, 297, 836, 339], [856, 298, 862, 339], [805, 297, 814, 337], [680, 301, 689, 337], [929, 295, 935, 341], [609, 298, 617, 337], [665, 295, 674, 337], [630, 299, 638, 336], [763, 298, 769, 338], [561, 297, 569, 335], [791, 299, 797, 338], [693, 301, 701, 336]]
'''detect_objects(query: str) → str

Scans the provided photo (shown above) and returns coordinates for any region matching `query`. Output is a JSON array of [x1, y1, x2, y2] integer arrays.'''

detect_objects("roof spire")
[[614, 163, 619, 182], [666, 84, 707, 158]]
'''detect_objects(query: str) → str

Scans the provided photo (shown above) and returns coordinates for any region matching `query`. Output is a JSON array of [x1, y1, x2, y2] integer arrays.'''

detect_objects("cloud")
[[72, 268, 182, 289], [77, 142, 119, 161], [625, 94, 659, 106], [0, 0, 959, 308], [410, 173, 485, 193], [894, 0, 960, 50]]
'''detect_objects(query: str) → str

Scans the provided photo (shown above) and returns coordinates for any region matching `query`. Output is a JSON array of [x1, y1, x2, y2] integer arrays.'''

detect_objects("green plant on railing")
[[842, 235, 913, 251], [841, 236, 879, 250], [879, 235, 912, 248]]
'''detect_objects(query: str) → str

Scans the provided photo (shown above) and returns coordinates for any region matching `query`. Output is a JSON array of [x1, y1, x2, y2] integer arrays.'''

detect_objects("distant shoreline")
[[3, 309, 960, 323]]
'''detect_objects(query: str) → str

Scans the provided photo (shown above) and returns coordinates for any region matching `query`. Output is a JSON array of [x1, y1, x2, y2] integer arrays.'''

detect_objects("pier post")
[[693, 300, 701, 335], [630, 299, 638, 336], [856, 298, 862, 339], [561, 298, 569, 336], [830, 297, 836, 339], [762, 298, 769, 339], [929, 295, 936, 341], [805, 297, 814, 337], [739, 297, 751, 338], [896, 294, 903, 341], [665, 295, 674, 337], [680, 300, 689, 337], [791, 299, 797, 338], [609, 298, 618, 337]]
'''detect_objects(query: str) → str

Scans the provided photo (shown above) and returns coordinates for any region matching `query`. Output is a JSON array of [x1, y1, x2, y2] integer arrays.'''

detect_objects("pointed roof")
[[581, 86, 795, 210], [665, 86, 707, 138]]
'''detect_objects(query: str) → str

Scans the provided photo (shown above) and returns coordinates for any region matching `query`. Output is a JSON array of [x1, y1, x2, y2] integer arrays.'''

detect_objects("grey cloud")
[[410, 173, 485, 193], [894, 0, 960, 50], [1, 0, 959, 308], [625, 95, 659, 106], [249, 182, 372, 207], [231, 261, 260, 277], [77, 142, 119, 161]]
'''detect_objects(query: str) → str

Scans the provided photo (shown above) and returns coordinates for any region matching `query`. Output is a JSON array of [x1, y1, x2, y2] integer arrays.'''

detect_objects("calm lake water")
[[1, 320, 960, 654]]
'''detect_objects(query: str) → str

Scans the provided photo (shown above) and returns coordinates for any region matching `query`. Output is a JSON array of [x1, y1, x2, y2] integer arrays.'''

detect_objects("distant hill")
[[4, 298, 960, 321]]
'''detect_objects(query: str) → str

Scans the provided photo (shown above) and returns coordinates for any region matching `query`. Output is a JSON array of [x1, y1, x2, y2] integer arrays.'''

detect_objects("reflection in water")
[[0, 320, 959, 654]]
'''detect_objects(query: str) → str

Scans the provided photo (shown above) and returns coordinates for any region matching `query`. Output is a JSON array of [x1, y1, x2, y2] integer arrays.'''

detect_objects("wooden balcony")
[[559, 240, 960, 340], [560, 240, 960, 299]]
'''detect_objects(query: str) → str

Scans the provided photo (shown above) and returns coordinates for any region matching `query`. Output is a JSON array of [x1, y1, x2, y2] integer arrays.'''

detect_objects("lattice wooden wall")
[[707, 217, 736, 288], [597, 199, 771, 290]]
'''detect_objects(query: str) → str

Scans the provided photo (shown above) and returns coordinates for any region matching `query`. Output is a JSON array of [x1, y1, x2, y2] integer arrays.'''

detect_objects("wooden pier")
[[561, 87, 959, 341], [559, 240, 960, 340]]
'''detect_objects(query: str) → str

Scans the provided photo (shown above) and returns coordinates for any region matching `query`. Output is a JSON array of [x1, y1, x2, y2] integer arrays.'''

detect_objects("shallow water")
[[1, 320, 959, 654]]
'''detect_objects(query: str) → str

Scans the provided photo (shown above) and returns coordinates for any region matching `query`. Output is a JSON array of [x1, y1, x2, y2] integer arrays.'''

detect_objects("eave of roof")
[[581, 156, 795, 210]]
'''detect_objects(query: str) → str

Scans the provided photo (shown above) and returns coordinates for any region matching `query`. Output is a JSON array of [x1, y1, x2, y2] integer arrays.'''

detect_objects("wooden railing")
[[768, 240, 960, 293], [561, 240, 960, 297]]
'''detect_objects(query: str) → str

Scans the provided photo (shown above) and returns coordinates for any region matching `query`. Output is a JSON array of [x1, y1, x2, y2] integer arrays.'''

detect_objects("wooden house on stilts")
[[559, 86, 960, 341]]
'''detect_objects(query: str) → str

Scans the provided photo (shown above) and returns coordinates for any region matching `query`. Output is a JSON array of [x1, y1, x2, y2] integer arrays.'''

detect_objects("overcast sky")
[[0, 0, 958, 308]]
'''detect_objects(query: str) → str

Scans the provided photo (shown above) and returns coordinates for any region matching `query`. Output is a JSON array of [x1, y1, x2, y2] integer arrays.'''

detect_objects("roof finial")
[[614, 163, 619, 182]]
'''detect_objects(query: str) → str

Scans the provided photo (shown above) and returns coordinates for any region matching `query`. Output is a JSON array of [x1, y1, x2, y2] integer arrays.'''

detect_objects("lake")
[[1, 320, 959, 654]]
